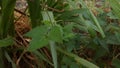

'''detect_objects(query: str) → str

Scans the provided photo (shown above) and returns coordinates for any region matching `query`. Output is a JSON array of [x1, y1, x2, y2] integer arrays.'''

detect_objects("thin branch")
[[14, 8, 29, 16]]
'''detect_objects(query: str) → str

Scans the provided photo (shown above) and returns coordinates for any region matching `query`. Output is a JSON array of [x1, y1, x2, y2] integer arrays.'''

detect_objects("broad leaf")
[[25, 25, 49, 51], [42, 11, 58, 68], [28, 37, 49, 51], [25, 25, 48, 39], [48, 25, 63, 43]]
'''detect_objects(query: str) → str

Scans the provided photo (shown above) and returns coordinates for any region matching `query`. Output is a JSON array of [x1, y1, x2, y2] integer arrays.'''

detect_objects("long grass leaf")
[[49, 41, 57, 68], [57, 47, 99, 68], [79, 0, 105, 38], [27, 0, 42, 27], [0, 0, 16, 38], [5, 51, 16, 68], [0, 37, 14, 47], [33, 50, 53, 66]]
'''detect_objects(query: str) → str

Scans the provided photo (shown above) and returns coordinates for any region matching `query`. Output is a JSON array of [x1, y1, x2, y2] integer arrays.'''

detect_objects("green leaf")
[[28, 37, 49, 51], [112, 59, 120, 68], [63, 23, 75, 40], [0, 0, 16, 38], [59, 9, 87, 21], [27, 0, 42, 27], [79, 0, 105, 38], [57, 47, 99, 68], [42, 11, 55, 23], [42, 11, 58, 68], [67, 0, 78, 9], [106, 35, 120, 45], [107, 12, 119, 19], [105, 23, 120, 32], [74, 24, 87, 33], [62, 56, 73, 65], [63, 23, 74, 33], [110, 0, 120, 19], [0, 37, 14, 47], [94, 47, 107, 60], [98, 39, 109, 52], [5, 51, 16, 68], [49, 41, 57, 68], [66, 41, 75, 52], [70, 62, 79, 68], [85, 21, 97, 38], [25, 25, 48, 39], [25, 25, 49, 51], [48, 25, 63, 43], [62, 56, 79, 68], [115, 32, 120, 42], [41, 11, 56, 27], [61, 65, 67, 68], [33, 50, 53, 66]]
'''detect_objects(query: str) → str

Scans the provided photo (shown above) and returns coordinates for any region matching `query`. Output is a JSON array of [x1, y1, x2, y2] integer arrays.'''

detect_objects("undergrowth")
[[0, 0, 120, 68]]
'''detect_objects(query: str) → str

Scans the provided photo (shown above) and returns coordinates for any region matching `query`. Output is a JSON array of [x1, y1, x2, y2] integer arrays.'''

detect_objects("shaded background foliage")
[[0, 0, 120, 68]]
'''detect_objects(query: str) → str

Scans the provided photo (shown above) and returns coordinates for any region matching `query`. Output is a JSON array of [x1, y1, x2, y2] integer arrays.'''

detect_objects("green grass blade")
[[42, 11, 58, 68], [5, 51, 16, 68], [0, 37, 14, 47], [49, 41, 57, 68], [27, 0, 42, 27], [109, 0, 120, 19], [0, 0, 16, 38], [79, 0, 105, 38], [33, 50, 53, 66], [57, 47, 99, 68]]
